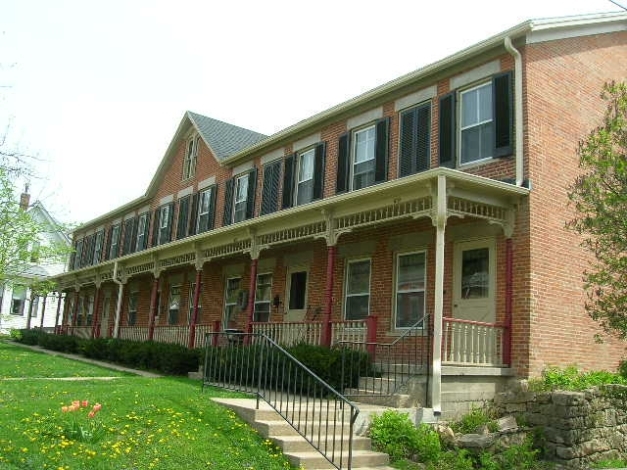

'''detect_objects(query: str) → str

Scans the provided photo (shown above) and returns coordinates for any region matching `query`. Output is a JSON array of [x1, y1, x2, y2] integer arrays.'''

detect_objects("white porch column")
[[112, 261, 127, 339], [431, 174, 447, 417]]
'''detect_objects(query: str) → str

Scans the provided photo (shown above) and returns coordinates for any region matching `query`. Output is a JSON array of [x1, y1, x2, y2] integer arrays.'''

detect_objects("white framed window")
[[352, 125, 376, 190], [344, 259, 371, 321], [233, 174, 249, 223], [296, 148, 315, 205], [128, 291, 138, 326], [183, 136, 198, 180], [168, 285, 181, 325], [109, 224, 120, 259], [459, 81, 493, 165], [395, 252, 426, 329], [254, 273, 272, 322], [135, 213, 148, 252], [159, 204, 170, 244], [11, 286, 26, 316], [92, 231, 103, 264], [196, 188, 213, 233], [223, 277, 240, 329], [187, 282, 202, 324]]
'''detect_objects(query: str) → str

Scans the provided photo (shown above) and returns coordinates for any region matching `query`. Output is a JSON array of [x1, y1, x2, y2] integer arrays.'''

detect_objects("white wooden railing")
[[251, 321, 323, 346], [67, 326, 92, 339], [331, 320, 368, 345], [442, 318, 504, 366], [118, 326, 149, 342], [152, 326, 190, 345]]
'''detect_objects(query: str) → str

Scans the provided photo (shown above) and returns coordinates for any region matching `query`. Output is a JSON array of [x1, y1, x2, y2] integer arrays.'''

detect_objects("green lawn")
[[0, 341, 298, 470]]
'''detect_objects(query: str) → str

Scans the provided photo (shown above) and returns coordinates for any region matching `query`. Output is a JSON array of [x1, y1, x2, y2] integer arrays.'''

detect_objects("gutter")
[[504, 37, 524, 186]]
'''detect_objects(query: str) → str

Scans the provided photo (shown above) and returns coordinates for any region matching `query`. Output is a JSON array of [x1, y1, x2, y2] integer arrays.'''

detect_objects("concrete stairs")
[[213, 398, 395, 470]]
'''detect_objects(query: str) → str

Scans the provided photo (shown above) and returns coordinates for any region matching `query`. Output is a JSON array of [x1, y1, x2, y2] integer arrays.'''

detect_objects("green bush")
[[529, 365, 627, 392], [450, 403, 498, 434], [13, 328, 45, 345], [368, 410, 441, 463], [37, 332, 82, 353]]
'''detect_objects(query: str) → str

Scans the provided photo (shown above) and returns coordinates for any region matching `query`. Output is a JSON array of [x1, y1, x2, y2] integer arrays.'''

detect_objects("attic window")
[[182, 136, 199, 180]]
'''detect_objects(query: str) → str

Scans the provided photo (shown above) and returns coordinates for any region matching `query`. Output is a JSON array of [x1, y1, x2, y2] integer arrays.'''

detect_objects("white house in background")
[[0, 193, 71, 334]]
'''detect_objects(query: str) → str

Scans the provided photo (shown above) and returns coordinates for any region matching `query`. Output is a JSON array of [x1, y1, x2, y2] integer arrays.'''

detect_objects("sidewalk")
[[5, 340, 162, 378]]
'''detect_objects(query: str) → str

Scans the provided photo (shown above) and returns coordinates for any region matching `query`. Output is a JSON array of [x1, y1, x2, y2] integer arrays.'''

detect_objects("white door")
[[453, 239, 496, 323], [100, 294, 111, 337], [284, 267, 308, 322]]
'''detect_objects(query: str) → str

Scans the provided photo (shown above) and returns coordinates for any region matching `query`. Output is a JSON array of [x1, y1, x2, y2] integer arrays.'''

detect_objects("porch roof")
[[54, 168, 529, 290]]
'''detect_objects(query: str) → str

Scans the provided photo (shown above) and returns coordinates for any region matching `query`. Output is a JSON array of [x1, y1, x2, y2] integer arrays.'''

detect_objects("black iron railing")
[[202, 332, 359, 470], [339, 314, 431, 405]]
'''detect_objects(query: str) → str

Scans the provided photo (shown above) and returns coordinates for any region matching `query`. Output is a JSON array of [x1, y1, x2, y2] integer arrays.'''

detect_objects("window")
[[122, 218, 136, 255], [223, 169, 257, 226], [30, 296, 39, 318], [84, 294, 94, 326], [461, 248, 490, 299], [11, 286, 26, 315], [254, 273, 272, 322], [128, 291, 138, 326], [135, 213, 150, 252], [288, 271, 307, 310], [395, 252, 426, 329], [176, 195, 191, 240], [344, 259, 371, 321], [168, 285, 181, 325], [30, 241, 41, 263], [153, 203, 174, 246], [195, 187, 215, 234], [187, 282, 202, 324], [108, 224, 120, 260], [460, 82, 493, 164], [223, 277, 240, 329], [296, 149, 314, 205], [73, 239, 84, 270], [438, 72, 513, 168], [182, 136, 198, 180], [336, 118, 389, 193], [93, 230, 104, 265], [399, 103, 431, 177], [280, 143, 326, 209]]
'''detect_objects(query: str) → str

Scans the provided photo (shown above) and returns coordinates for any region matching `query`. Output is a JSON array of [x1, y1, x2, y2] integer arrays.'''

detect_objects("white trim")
[[394, 85, 437, 112], [392, 250, 428, 331], [123, 212, 136, 221], [260, 148, 285, 166], [293, 133, 321, 152], [343, 257, 372, 321], [347, 107, 383, 130], [198, 176, 216, 190], [111, 217, 122, 225], [232, 160, 254, 176], [526, 20, 627, 44], [450, 60, 500, 90], [159, 194, 174, 205], [177, 186, 194, 198]]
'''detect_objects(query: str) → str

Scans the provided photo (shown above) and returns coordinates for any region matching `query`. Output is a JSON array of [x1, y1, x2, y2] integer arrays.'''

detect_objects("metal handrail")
[[338, 314, 431, 404], [202, 332, 359, 470]]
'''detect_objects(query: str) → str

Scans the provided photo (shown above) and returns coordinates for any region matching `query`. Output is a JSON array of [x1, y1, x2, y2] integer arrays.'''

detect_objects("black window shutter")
[[245, 168, 258, 220], [312, 142, 326, 200], [104, 226, 112, 261], [188, 193, 199, 236], [207, 186, 217, 230], [223, 178, 235, 226], [399, 108, 416, 177], [84, 235, 94, 266], [282, 154, 295, 209], [262, 160, 281, 215], [122, 220, 133, 255], [141, 213, 151, 250], [416, 103, 431, 172], [176, 196, 190, 240], [130, 217, 139, 254], [69, 243, 76, 270], [439, 92, 456, 168], [151, 209, 160, 247], [493, 71, 513, 158], [374, 117, 390, 183], [164, 202, 174, 243], [336, 133, 350, 193]]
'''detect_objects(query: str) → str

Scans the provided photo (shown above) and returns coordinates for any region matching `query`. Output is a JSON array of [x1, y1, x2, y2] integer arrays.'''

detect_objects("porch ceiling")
[[55, 168, 529, 290]]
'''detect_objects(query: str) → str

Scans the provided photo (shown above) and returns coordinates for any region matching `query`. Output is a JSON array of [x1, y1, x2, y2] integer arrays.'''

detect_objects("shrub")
[[529, 365, 627, 392], [37, 332, 82, 353], [13, 328, 44, 345], [450, 403, 498, 434]]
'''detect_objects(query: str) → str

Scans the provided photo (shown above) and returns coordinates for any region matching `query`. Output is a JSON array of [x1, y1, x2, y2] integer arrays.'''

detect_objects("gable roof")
[[188, 111, 267, 161], [29, 200, 71, 246]]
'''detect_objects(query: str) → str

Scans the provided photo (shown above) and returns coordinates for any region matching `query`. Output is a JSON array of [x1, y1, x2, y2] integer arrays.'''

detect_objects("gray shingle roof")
[[187, 111, 267, 161]]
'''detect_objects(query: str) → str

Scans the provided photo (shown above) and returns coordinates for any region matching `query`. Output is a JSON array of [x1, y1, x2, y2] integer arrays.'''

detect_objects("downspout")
[[112, 261, 124, 339], [504, 36, 524, 186]]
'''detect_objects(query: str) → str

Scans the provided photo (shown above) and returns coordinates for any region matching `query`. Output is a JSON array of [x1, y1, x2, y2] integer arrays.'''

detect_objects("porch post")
[[91, 286, 102, 339], [148, 276, 159, 341], [39, 294, 47, 329], [72, 289, 80, 327], [322, 244, 337, 347], [431, 174, 447, 417], [246, 258, 259, 334], [54, 292, 63, 332], [366, 315, 378, 359], [503, 238, 513, 366], [188, 268, 203, 349], [112, 262, 126, 339]]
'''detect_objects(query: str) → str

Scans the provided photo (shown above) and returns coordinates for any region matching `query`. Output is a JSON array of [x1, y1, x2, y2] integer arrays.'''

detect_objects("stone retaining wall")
[[495, 383, 627, 468]]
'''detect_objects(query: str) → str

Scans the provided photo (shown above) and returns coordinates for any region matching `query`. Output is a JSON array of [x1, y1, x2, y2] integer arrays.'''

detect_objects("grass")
[[0, 341, 299, 469]]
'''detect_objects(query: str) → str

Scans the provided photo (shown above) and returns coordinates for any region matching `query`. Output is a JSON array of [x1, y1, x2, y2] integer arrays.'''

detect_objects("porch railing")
[[442, 318, 505, 366], [118, 326, 149, 342], [338, 315, 431, 403], [66, 326, 92, 339], [203, 332, 359, 470], [251, 320, 367, 347]]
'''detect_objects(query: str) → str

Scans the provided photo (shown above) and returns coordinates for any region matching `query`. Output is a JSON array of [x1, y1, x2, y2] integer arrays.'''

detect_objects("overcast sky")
[[1, 0, 624, 226]]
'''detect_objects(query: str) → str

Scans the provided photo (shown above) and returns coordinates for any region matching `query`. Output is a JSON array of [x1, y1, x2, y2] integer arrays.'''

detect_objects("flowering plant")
[[43, 399, 105, 443]]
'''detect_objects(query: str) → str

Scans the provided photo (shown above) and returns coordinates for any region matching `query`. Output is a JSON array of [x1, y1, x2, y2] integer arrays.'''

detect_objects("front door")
[[284, 267, 308, 322], [453, 239, 496, 323]]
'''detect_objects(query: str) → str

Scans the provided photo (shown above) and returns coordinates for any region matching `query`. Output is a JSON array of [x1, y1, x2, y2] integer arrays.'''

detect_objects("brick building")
[[53, 12, 627, 414]]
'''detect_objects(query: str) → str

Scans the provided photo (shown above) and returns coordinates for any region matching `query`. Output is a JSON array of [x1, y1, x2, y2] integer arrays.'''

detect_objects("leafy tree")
[[568, 81, 627, 338]]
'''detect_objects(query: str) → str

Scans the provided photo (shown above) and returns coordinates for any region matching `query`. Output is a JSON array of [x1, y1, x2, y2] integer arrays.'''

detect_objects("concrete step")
[[272, 434, 373, 453], [285, 449, 390, 469]]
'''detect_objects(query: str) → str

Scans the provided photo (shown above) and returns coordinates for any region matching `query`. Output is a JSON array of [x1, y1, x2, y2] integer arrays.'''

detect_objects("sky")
[[0, 0, 625, 226]]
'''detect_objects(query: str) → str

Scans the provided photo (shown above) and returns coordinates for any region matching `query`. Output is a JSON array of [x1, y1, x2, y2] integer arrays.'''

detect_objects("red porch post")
[[246, 258, 259, 334], [503, 238, 513, 366], [148, 277, 159, 341], [91, 287, 101, 339], [39, 294, 47, 329], [188, 269, 203, 349], [321, 244, 337, 348], [366, 315, 378, 359], [212, 320, 221, 346]]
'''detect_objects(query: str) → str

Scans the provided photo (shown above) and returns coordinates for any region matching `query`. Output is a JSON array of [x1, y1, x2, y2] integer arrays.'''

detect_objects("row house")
[[54, 12, 627, 414]]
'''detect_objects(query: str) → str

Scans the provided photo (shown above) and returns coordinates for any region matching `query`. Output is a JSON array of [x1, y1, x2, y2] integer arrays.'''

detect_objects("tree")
[[568, 81, 627, 338]]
